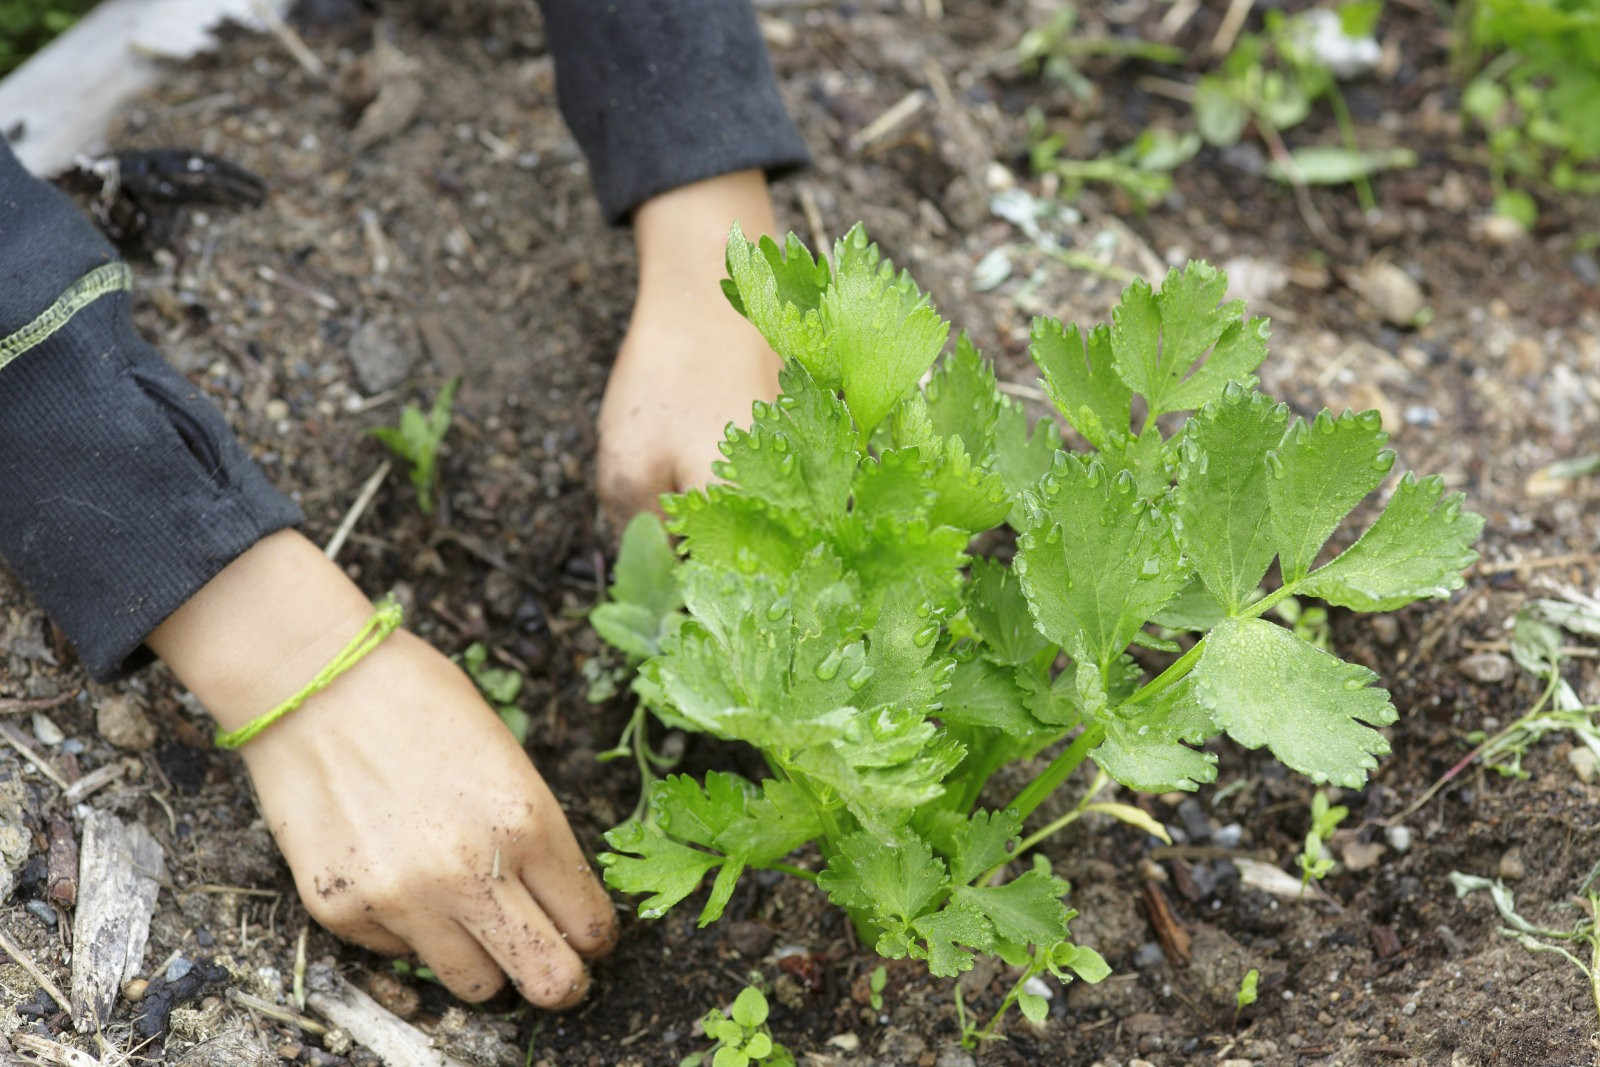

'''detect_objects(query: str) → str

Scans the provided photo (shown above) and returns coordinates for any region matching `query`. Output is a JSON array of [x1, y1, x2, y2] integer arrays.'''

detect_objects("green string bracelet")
[[214, 595, 404, 750]]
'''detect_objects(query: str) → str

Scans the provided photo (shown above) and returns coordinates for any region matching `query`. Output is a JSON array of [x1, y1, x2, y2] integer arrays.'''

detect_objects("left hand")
[[594, 170, 784, 530]]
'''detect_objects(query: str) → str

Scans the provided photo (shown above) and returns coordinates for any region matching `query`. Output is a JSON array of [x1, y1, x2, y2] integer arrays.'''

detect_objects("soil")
[[3, 1, 1600, 1065]]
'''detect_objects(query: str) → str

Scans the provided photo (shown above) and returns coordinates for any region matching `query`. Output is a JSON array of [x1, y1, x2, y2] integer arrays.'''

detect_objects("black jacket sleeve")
[[0, 140, 301, 680], [539, 0, 810, 222]]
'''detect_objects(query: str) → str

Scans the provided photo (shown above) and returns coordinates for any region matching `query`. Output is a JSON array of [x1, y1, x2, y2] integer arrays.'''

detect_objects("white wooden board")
[[0, 0, 294, 177]]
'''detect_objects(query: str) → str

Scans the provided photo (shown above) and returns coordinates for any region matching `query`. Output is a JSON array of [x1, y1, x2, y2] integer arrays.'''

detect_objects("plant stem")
[[1010, 772, 1113, 859], [770, 862, 819, 883], [1124, 638, 1205, 708], [976, 966, 1037, 1045], [1326, 83, 1377, 212], [1007, 724, 1104, 822]]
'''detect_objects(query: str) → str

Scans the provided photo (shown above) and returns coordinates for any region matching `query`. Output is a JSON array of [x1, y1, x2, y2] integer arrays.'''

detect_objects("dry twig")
[[0, 922, 72, 1012], [325, 461, 392, 562], [0, 722, 71, 791]]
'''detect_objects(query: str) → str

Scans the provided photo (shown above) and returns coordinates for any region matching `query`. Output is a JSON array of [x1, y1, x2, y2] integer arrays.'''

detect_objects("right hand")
[[148, 531, 618, 1007]]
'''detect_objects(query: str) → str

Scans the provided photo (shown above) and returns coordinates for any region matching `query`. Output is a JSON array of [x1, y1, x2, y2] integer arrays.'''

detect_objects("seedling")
[[1236, 967, 1260, 1014], [1451, 867, 1600, 1023], [369, 377, 460, 515], [868, 964, 887, 1011], [593, 225, 1481, 1043], [1015, 3, 1183, 100], [681, 985, 794, 1067], [1298, 790, 1348, 884], [460, 642, 530, 744], [1457, 0, 1600, 221]]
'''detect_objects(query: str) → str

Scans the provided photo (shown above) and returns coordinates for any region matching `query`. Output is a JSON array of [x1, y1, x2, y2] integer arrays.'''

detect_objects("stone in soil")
[[96, 692, 157, 751], [347, 315, 421, 394]]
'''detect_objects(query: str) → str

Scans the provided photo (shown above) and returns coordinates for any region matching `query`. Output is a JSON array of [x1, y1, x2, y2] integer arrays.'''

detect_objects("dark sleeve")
[[538, 0, 810, 223], [0, 141, 302, 681]]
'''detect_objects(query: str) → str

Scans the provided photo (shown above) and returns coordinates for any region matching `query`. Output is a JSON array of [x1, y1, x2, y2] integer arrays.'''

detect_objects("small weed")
[[1450, 866, 1600, 1024], [1298, 790, 1348, 884], [370, 377, 460, 515], [1236, 968, 1260, 1015], [681, 985, 794, 1067], [868, 964, 888, 1011], [1015, 3, 1182, 100], [460, 642, 530, 744]]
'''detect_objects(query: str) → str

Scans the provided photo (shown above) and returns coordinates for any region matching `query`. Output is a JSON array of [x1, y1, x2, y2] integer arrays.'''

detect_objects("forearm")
[[0, 141, 300, 680]]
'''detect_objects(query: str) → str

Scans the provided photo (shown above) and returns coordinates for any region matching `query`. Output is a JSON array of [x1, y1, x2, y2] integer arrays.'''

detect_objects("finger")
[[521, 852, 619, 959], [387, 919, 506, 1004], [330, 922, 410, 958], [461, 878, 590, 1010]]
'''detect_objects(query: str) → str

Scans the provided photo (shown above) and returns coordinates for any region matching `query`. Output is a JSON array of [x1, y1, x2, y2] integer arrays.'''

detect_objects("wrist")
[[632, 169, 780, 306], [147, 531, 378, 733]]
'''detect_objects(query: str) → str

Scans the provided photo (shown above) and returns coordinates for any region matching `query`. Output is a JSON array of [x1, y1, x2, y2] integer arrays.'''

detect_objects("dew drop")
[[773, 435, 790, 453], [1373, 450, 1396, 473], [767, 597, 791, 622], [816, 648, 844, 681], [1141, 557, 1162, 576], [1344, 676, 1366, 690], [1358, 410, 1383, 431], [913, 624, 941, 648], [778, 454, 797, 475], [1314, 411, 1336, 434], [1443, 498, 1461, 521], [1084, 464, 1102, 487], [1114, 469, 1135, 492], [1137, 725, 1149, 736], [847, 665, 876, 691], [1265, 452, 1286, 479]]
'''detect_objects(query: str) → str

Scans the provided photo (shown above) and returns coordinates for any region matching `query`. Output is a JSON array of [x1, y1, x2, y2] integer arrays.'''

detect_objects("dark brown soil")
[[3, 1, 1600, 1065]]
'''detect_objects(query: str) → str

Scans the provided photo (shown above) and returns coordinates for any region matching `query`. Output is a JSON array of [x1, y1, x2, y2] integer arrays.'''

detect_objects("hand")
[[595, 169, 784, 529], [148, 532, 617, 1007]]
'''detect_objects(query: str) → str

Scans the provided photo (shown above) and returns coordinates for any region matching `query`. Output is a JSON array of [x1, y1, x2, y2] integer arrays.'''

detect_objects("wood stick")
[[11, 1033, 102, 1067], [0, 922, 72, 1011], [325, 461, 392, 562], [228, 988, 328, 1035], [306, 961, 470, 1067], [0, 722, 70, 791], [70, 812, 165, 1032], [0, 691, 78, 715], [1211, 0, 1255, 56], [848, 90, 928, 153]]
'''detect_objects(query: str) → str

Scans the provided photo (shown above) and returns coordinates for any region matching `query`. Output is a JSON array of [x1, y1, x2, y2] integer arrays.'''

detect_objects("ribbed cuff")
[[541, 0, 811, 223], [0, 292, 302, 680]]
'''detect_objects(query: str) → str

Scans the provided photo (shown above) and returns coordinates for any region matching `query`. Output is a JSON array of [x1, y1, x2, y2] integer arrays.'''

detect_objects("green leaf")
[[942, 808, 1021, 886], [599, 820, 722, 919], [712, 1045, 750, 1067], [818, 829, 947, 923], [1338, 0, 1382, 37], [722, 225, 833, 378], [1030, 318, 1132, 450], [990, 400, 1062, 525], [965, 558, 1050, 665], [823, 224, 951, 436], [744, 1033, 773, 1059], [1150, 575, 1230, 633], [1299, 473, 1483, 611], [925, 333, 1004, 458], [731, 986, 769, 1028], [853, 448, 937, 523], [716, 361, 856, 524], [1109, 263, 1268, 419], [591, 513, 682, 658], [910, 904, 991, 977], [951, 868, 1072, 948], [1266, 409, 1395, 583], [653, 772, 757, 848], [1051, 941, 1111, 983], [922, 437, 1012, 532], [1265, 146, 1417, 185], [939, 657, 1042, 739], [1018, 991, 1049, 1023], [666, 488, 810, 575], [716, 778, 825, 865], [1091, 680, 1218, 792], [1174, 387, 1289, 612], [1015, 454, 1187, 672], [1193, 617, 1397, 787], [1195, 77, 1250, 145]]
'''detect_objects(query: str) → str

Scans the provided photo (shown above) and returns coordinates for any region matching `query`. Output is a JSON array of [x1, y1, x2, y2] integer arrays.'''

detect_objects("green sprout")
[[1298, 790, 1348, 884], [370, 377, 460, 515], [681, 986, 794, 1067]]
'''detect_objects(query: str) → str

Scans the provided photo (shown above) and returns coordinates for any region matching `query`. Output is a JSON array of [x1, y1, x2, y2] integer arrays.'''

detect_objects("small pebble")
[[1133, 942, 1166, 969], [166, 957, 194, 983], [1385, 825, 1413, 853], [1371, 615, 1399, 646], [1022, 975, 1053, 1000], [1402, 999, 1419, 1016], [31, 713, 64, 746], [1567, 747, 1597, 783], [1176, 797, 1214, 842], [1349, 258, 1425, 327], [1477, 214, 1526, 246], [25, 899, 58, 927], [323, 1027, 353, 1056], [264, 398, 290, 421], [1212, 823, 1243, 848], [1498, 848, 1525, 882], [123, 978, 149, 1002], [1457, 652, 1511, 684], [827, 1032, 860, 1052]]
